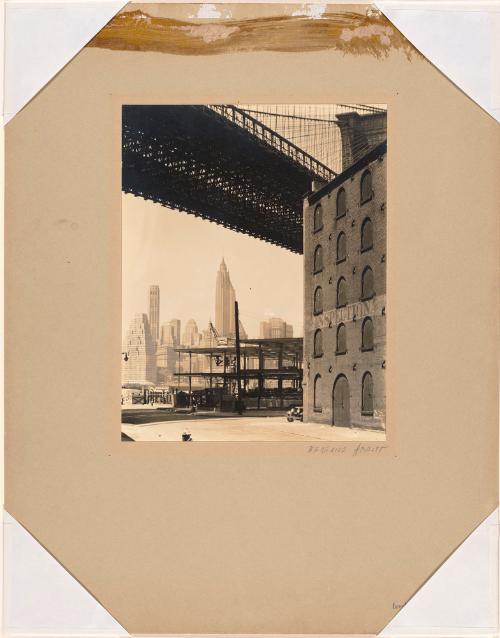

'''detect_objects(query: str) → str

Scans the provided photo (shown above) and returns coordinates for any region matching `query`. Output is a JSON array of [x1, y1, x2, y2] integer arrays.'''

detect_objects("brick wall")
[[303, 146, 386, 429]]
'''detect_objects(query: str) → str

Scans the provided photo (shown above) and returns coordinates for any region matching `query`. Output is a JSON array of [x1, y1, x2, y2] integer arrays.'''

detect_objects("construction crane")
[[208, 321, 233, 347]]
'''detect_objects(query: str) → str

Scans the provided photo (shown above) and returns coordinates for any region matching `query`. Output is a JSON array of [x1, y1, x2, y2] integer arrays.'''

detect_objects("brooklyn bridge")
[[122, 103, 387, 253]]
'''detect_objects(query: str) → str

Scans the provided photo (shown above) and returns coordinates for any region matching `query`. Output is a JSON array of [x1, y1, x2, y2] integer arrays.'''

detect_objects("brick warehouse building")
[[303, 141, 387, 429]]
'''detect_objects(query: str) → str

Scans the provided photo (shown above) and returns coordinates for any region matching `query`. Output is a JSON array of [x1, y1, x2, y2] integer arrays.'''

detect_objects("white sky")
[[122, 193, 304, 339]]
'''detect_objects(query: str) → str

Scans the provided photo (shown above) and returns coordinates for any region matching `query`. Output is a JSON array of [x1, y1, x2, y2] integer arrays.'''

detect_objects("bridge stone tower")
[[336, 111, 387, 171]]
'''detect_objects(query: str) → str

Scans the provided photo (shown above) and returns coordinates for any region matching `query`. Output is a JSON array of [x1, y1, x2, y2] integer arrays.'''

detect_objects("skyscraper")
[[182, 319, 200, 347], [169, 319, 181, 345], [215, 258, 236, 337], [161, 318, 181, 347], [259, 317, 293, 339], [148, 285, 160, 345], [122, 313, 157, 384]]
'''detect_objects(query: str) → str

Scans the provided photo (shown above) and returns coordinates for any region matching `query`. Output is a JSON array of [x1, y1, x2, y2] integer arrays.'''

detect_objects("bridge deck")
[[122, 105, 333, 253]]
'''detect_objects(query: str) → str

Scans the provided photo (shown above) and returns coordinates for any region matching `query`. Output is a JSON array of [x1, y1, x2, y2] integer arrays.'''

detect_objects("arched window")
[[336, 277, 347, 308], [336, 323, 347, 354], [360, 169, 372, 204], [336, 232, 347, 263], [313, 245, 323, 274], [336, 188, 347, 218], [313, 204, 323, 232], [313, 329, 323, 358], [313, 286, 323, 315], [361, 217, 373, 252], [361, 266, 374, 300], [362, 372, 374, 415], [313, 374, 322, 410], [361, 317, 374, 351]]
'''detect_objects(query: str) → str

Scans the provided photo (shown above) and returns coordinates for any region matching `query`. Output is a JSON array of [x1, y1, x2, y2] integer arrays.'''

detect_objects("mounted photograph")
[[121, 104, 387, 442]]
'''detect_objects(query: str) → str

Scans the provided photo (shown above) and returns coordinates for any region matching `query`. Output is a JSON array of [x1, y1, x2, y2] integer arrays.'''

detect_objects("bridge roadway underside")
[[122, 105, 320, 254]]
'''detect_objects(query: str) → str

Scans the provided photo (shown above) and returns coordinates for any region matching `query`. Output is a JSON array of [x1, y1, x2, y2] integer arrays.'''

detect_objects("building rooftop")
[[308, 140, 387, 206]]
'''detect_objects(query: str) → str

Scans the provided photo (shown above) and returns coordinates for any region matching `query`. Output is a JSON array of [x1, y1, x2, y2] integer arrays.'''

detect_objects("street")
[[121, 413, 386, 442], [122, 408, 296, 426]]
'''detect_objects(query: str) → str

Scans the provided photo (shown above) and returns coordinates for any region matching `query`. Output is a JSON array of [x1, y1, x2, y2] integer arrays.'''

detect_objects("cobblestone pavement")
[[121, 415, 386, 442]]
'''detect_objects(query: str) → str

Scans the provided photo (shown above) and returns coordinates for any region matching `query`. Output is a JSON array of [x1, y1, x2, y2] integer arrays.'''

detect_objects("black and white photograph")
[[121, 104, 387, 441]]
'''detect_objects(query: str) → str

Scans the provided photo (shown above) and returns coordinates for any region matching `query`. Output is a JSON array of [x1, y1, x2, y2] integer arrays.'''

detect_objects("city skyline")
[[123, 282, 297, 345], [122, 193, 303, 338], [121, 269, 298, 388]]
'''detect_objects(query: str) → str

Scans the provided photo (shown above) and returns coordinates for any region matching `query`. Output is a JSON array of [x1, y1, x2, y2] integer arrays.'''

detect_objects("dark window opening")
[[337, 232, 347, 263], [336, 323, 347, 355], [336, 188, 347, 218], [314, 373, 322, 410], [313, 204, 323, 232], [362, 371, 374, 415], [313, 286, 323, 315], [337, 277, 347, 308], [361, 317, 374, 351], [313, 329, 323, 358], [313, 244, 323, 274], [360, 169, 373, 204], [361, 217, 373, 252], [361, 266, 374, 300]]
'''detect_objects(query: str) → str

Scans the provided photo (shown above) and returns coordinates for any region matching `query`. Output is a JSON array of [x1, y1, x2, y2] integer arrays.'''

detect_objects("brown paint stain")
[[87, 9, 415, 58]]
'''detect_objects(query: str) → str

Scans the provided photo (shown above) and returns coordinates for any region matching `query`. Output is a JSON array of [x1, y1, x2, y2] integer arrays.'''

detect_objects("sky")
[[122, 193, 304, 339]]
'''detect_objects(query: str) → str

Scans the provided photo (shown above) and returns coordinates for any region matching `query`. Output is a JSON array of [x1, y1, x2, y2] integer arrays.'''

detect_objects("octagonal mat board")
[[3, 509, 498, 636], [4, 2, 499, 634], [4, 2, 500, 122]]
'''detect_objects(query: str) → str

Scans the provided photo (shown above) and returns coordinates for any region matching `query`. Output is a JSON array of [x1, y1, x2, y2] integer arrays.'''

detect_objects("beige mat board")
[[5, 3, 499, 634]]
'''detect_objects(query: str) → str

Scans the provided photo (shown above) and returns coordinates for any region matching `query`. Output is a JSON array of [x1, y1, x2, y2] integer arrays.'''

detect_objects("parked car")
[[287, 406, 303, 422]]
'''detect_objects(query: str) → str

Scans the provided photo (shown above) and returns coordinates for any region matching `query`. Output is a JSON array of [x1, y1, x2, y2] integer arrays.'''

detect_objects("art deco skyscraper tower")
[[148, 285, 160, 345], [215, 259, 236, 337]]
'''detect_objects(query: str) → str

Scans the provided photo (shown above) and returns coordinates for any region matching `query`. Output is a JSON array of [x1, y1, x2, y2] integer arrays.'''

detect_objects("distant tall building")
[[259, 321, 269, 338], [156, 344, 176, 385], [122, 313, 157, 384], [160, 323, 171, 346], [170, 319, 181, 345], [215, 258, 236, 337], [259, 317, 293, 339], [148, 285, 160, 345], [182, 319, 200, 347], [161, 318, 181, 346]]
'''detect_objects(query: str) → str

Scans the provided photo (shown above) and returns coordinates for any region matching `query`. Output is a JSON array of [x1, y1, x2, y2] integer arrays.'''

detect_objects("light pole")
[[234, 301, 243, 415], [121, 352, 128, 405]]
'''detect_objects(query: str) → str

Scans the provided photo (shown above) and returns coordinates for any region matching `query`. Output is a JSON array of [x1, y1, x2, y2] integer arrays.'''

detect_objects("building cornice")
[[307, 141, 387, 206]]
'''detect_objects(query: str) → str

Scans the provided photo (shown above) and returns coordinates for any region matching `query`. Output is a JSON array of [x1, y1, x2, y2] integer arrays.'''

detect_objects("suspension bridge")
[[122, 104, 386, 254]]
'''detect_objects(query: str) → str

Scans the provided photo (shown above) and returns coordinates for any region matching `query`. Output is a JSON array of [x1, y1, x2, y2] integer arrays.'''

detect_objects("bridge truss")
[[122, 104, 386, 254]]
